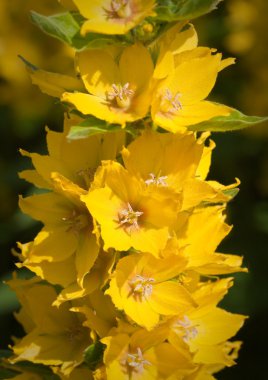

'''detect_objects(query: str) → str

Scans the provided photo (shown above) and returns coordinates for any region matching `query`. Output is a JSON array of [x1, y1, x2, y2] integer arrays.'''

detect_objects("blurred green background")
[[0, 1, 267, 379]]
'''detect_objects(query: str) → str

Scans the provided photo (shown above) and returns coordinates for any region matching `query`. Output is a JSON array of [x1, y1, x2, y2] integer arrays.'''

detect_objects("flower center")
[[77, 167, 95, 189], [107, 83, 134, 109], [174, 315, 198, 343], [65, 325, 84, 342], [110, 0, 132, 18], [118, 202, 143, 233], [123, 347, 151, 374], [62, 209, 89, 233], [129, 274, 155, 301], [145, 172, 168, 187], [161, 88, 183, 114]]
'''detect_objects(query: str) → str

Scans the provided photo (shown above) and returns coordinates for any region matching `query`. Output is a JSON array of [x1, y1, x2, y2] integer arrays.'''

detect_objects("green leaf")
[[30, 11, 131, 50], [84, 341, 105, 370], [0, 367, 20, 379], [30, 11, 80, 45], [0, 350, 12, 359], [13, 362, 60, 380], [223, 188, 240, 199], [155, 0, 222, 21], [66, 116, 121, 140], [67, 116, 136, 140], [0, 281, 19, 315], [67, 125, 123, 139], [188, 109, 268, 132]]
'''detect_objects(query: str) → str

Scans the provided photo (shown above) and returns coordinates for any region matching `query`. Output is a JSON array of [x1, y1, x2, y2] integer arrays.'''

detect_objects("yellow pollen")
[[118, 202, 143, 233], [161, 88, 183, 114], [107, 83, 134, 109], [129, 274, 155, 300]]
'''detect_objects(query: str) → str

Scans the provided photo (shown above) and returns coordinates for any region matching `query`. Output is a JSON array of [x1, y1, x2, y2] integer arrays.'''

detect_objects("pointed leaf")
[[30, 11, 131, 50], [67, 116, 136, 139], [30, 11, 80, 45], [155, 0, 222, 21], [188, 109, 268, 132]]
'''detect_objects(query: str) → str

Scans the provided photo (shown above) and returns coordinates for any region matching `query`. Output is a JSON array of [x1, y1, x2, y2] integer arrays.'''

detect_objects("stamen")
[[129, 274, 155, 301], [118, 203, 143, 233], [161, 88, 183, 114], [174, 315, 198, 343], [145, 173, 168, 187], [62, 209, 88, 233], [122, 347, 151, 374], [107, 83, 134, 109], [104, 0, 132, 19]]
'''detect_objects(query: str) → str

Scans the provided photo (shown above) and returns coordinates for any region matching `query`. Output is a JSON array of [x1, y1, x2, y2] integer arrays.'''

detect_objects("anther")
[[107, 83, 134, 109], [145, 173, 168, 187], [118, 203, 143, 233]]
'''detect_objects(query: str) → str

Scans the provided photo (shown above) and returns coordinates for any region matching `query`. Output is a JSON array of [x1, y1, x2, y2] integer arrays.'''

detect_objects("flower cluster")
[[3, 2, 252, 379]]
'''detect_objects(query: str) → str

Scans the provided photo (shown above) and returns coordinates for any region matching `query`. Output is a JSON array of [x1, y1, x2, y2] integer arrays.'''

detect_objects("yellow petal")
[[30, 68, 84, 98], [190, 308, 246, 347], [150, 282, 196, 315], [78, 49, 120, 96], [62, 91, 134, 126], [164, 53, 222, 105], [19, 169, 51, 189], [181, 178, 229, 210], [19, 193, 70, 226], [27, 227, 78, 263], [119, 43, 154, 93], [75, 232, 99, 287]]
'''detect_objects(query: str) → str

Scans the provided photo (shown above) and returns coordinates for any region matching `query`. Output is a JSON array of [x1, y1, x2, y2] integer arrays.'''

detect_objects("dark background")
[[0, 1, 267, 379]]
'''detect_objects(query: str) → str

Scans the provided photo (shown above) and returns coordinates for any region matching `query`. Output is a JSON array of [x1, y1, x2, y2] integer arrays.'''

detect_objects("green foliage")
[[30, 11, 79, 46], [30, 11, 129, 51], [189, 109, 268, 132], [223, 188, 240, 199], [30, 1, 224, 50], [83, 341, 105, 370], [67, 117, 121, 139], [155, 0, 223, 21], [67, 116, 136, 140]]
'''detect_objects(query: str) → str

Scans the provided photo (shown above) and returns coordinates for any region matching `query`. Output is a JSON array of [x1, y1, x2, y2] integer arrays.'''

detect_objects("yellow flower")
[[20, 114, 125, 190], [168, 279, 246, 366], [122, 130, 232, 211], [176, 206, 247, 275], [122, 130, 203, 189], [9, 280, 92, 376], [183, 341, 241, 380], [81, 160, 180, 256], [153, 22, 198, 80], [62, 44, 154, 126], [102, 325, 195, 379], [72, 289, 118, 338], [107, 253, 195, 330], [72, 0, 155, 35], [151, 48, 233, 133], [18, 175, 100, 300]]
